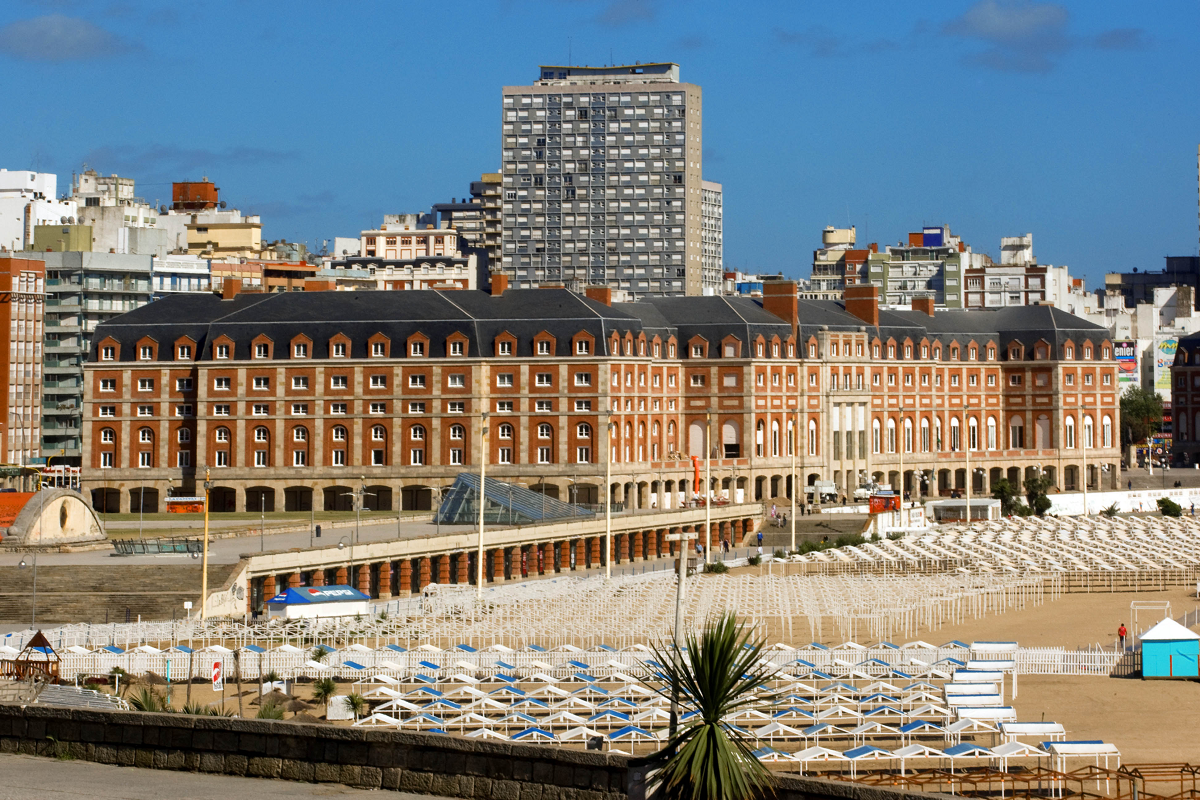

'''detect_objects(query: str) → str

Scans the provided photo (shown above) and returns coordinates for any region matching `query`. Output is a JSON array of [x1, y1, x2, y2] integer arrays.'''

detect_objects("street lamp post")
[[964, 400, 972, 524], [605, 412, 614, 579], [1081, 405, 1089, 516], [18, 553, 36, 628], [476, 413, 489, 601], [704, 412, 712, 564], [259, 491, 265, 552], [200, 469, 212, 619], [790, 411, 797, 553]]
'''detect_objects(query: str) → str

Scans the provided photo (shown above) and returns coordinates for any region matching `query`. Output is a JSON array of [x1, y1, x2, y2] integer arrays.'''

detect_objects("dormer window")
[[411, 341, 425, 357], [101, 346, 115, 361], [332, 342, 346, 357], [692, 345, 703, 357], [177, 345, 192, 359], [139, 346, 153, 361], [450, 341, 464, 356], [216, 344, 230, 359], [499, 341, 513, 355], [537, 340, 551, 355], [255, 343, 269, 358], [372, 342, 386, 357], [293, 343, 308, 358]]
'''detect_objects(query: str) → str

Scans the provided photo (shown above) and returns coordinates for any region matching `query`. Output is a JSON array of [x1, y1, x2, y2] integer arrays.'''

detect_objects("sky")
[[1, 0, 1198, 287]]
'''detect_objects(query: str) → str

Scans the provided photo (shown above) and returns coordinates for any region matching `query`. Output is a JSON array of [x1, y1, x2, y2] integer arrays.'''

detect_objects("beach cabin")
[[266, 585, 370, 620], [1140, 618, 1200, 679]]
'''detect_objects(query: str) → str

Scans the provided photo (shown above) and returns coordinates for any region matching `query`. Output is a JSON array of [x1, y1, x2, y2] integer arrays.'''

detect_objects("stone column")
[[438, 555, 451, 584], [456, 553, 469, 584], [397, 560, 412, 595], [418, 557, 432, 590], [378, 562, 391, 598]]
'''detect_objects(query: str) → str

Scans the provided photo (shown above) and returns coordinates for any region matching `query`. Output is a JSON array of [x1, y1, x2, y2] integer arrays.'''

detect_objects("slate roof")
[[90, 289, 1112, 363]]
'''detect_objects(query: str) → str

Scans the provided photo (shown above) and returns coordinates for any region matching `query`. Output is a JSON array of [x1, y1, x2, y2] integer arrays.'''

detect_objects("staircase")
[[0, 564, 237, 625]]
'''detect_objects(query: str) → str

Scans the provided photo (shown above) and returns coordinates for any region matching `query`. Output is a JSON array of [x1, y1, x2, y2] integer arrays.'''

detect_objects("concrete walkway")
[[0, 753, 448, 799]]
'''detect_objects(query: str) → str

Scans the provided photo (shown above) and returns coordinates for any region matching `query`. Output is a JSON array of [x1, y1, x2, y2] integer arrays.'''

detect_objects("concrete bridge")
[[213, 503, 763, 617]]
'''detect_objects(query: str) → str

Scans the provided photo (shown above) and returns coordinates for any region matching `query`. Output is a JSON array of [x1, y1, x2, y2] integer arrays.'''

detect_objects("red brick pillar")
[[418, 557, 432, 589], [311, 570, 325, 587], [721, 521, 732, 547], [378, 562, 391, 598], [667, 529, 677, 556], [456, 553, 469, 584], [357, 565, 371, 595], [262, 575, 276, 600], [285, 572, 299, 588], [733, 519, 743, 543], [437, 555, 451, 584], [559, 541, 571, 571], [619, 533, 631, 562], [398, 560, 412, 594], [334, 566, 347, 585], [589, 537, 601, 568], [632, 531, 644, 561], [492, 549, 505, 582], [575, 539, 586, 570], [744, 518, 755, 544]]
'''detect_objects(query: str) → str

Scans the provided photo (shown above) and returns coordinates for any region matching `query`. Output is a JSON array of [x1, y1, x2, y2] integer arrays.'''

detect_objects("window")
[[292, 376, 309, 390], [495, 401, 513, 413], [101, 346, 115, 361], [291, 403, 308, 415], [139, 345, 153, 361], [535, 373, 552, 386], [535, 400, 552, 412], [332, 342, 346, 357], [330, 375, 347, 389], [100, 428, 115, 444], [370, 402, 387, 414], [252, 404, 269, 415], [498, 423, 514, 439], [1103, 415, 1113, 448], [177, 451, 191, 468], [409, 374, 426, 388], [291, 343, 308, 358], [372, 342, 386, 357], [574, 372, 592, 386], [100, 451, 113, 468], [449, 448, 463, 465], [370, 375, 387, 388], [450, 424, 465, 440], [576, 340, 590, 355], [137, 427, 153, 443], [577, 446, 591, 463], [450, 341, 464, 356], [139, 452, 152, 468], [987, 374, 996, 387], [950, 375, 959, 387], [1010, 374, 1022, 386], [537, 340, 552, 355], [1065, 373, 1075, 386], [409, 401, 427, 413], [137, 405, 153, 417], [410, 341, 425, 357], [575, 400, 592, 411], [176, 378, 193, 391], [216, 344, 230, 359], [175, 404, 193, 417], [538, 423, 553, 439], [99, 405, 115, 418], [497, 373, 514, 387], [100, 379, 116, 392], [215, 450, 229, 467], [447, 401, 465, 413], [255, 343, 269, 359], [213, 404, 230, 416], [371, 425, 386, 441], [690, 374, 705, 386], [255, 450, 268, 467], [537, 446, 552, 464], [292, 450, 307, 466], [448, 374, 465, 388], [293, 426, 308, 442], [1009, 415, 1025, 449], [969, 374, 977, 386], [498, 447, 513, 464], [410, 449, 425, 465], [214, 377, 230, 391], [410, 425, 426, 441], [251, 376, 268, 390], [138, 378, 154, 392], [1065, 416, 1076, 448], [177, 345, 191, 360], [1084, 374, 1093, 386], [498, 341, 513, 355], [332, 449, 346, 466]]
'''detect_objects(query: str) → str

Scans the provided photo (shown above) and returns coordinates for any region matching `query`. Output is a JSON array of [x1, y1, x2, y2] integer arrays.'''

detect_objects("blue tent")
[[267, 585, 369, 605], [1140, 618, 1200, 679]]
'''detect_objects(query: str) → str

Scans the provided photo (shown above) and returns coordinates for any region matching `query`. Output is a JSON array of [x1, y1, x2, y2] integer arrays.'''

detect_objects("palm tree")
[[644, 612, 776, 800], [128, 687, 170, 713], [343, 692, 366, 722], [311, 677, 338, 717], [257, 702, 285, 720]]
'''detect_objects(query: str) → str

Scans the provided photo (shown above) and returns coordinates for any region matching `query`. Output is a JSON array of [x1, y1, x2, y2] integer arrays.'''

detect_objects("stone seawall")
[[0, 704, 943, 800]]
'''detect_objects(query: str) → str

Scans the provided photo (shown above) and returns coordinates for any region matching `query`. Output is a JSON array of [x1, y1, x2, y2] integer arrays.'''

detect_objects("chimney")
[[585, 286, 613, 306], [844, 285, 880, 327], [761, 280, 798, 339], [911, 295, 936, 317], [222, 277, 242, 300], [869, 242, 878, 254], [490, 272, 508, 296]]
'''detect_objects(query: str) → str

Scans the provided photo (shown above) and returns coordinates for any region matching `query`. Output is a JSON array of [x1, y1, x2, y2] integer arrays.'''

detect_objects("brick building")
[[0, 257, 46, 465], [81, 280, 1121, 514]]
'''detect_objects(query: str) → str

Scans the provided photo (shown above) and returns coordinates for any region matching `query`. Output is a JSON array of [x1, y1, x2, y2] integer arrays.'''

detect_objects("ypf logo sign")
[[211, 661, 223, 691]]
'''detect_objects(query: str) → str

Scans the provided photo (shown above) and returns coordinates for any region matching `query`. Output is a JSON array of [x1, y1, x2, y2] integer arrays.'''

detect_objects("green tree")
[[991, 479, 1023, 516], [342, 692, 366, 722], [1121, 386, 1164, 447], [644, 613, 775, 800], [311, 677, 338, 716], [1158, 497, 1182, 517], [1023, 474, 1054, 517]]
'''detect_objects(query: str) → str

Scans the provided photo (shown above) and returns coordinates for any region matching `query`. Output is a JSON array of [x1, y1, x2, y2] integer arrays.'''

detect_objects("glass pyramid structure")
[[435, 472, 595, 525]]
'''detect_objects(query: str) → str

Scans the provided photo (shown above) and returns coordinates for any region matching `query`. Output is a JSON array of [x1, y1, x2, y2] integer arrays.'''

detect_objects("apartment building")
[[71, 170, 166, 257], [0, 257, 45, 464], [80, 281, 1120, 514], [430, 173, 503, 270], [322, 214, 478, 290], [0, 169, 77, 253], [500, 63, 714, 297], [701, 180, 723, 288]]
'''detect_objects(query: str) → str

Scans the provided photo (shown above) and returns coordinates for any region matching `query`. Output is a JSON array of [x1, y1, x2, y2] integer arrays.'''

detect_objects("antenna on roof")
[[569, 36, 572, 65]]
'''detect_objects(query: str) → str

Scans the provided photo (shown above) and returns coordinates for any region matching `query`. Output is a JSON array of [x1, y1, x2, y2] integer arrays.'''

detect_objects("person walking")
[[1128, 479, 1132, 491], [1118, 623, 1127, 651], [757, 530, 763, 548]]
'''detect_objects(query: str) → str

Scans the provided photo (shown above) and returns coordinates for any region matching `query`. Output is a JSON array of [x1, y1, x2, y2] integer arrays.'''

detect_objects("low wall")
[[1047, 486, 1200, 515], [0, 704, 943, 800]]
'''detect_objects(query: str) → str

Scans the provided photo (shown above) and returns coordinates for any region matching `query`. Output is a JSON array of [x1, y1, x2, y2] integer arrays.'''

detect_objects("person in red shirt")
[[1118, 623, 1128, 651]]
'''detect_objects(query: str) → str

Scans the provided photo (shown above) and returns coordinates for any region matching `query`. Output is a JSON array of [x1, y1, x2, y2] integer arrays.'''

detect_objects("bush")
[[703, 562, 729, 574], [773, 549, 788, 560], [1101, 503, 1120, 519], [1158, 497, 1183, 517], [257, 702, 285, 720], [834, 534, 866, 548], [886, 532, 905, 541], [747, 555, 762, 566]]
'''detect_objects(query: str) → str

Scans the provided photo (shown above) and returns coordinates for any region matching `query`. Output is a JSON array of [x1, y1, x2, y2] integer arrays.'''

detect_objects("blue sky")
[[1, 0, 1197, 286]]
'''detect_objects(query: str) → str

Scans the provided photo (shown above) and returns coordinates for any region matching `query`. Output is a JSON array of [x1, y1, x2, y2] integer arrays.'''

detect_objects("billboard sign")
[[1154, 337, 1178, 402], [1114, 340, 1138, 387], [869, 495, 901, 515]]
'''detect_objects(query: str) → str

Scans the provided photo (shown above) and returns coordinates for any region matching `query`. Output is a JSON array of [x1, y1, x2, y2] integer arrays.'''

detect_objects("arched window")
[[755, 420, 765, 457], [410, 425, 425, 441], [293, 426, 308, 442], [1083, 415, 1094, 449], [254, 426, 269, 442], [372, 425, 386, 441], [177, 428, 191, 443], [1009, 415, 1025, 449], [538, 423, 553, 439], [139, 427, 153, 443], [968, 417, 978, 451], [903, 418, 913, 453], [215, 427, 230, 442], [920, 418, 930, 452], [332, 426, 347, 441], [950, 417, 960, 451], [651, 421, 660, 437], [498, 423, 514, 439], [934, 417, 943, 451], [886, 419, 896, 453], [807, 419, 817, 456], [101, 428, 115, 443], [987, 417, 997, 450], [449, 424, 464, 440], [576, 423, 592, 438], [771, 420, 780, 457], [689, 421, 705, 457], [872, 419, 881, 454], [638, 421, 645, 438], [1065, 416, 1075, 449], [786, 419, 795, 456], [1102, 415, 1112, 448]]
